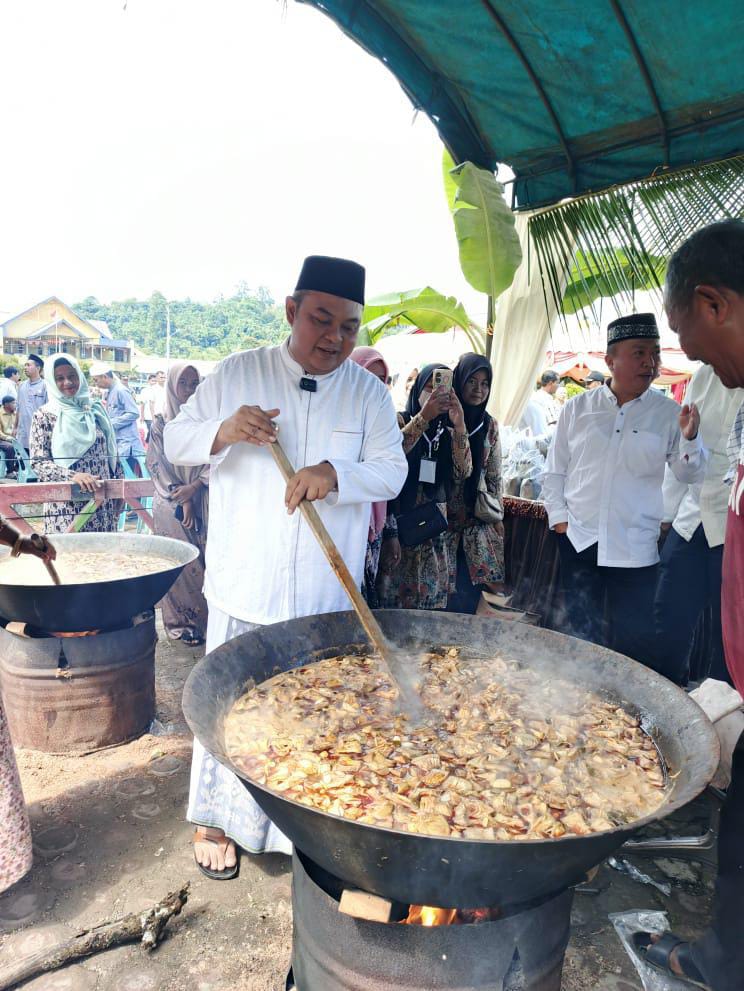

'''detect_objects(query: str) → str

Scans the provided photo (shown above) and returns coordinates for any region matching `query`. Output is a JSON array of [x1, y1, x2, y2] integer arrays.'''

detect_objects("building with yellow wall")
[[0, 297, 131, 370]]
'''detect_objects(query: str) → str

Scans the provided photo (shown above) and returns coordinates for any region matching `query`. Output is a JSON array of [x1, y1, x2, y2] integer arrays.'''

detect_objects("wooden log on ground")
[[0, 883, 189, 990]]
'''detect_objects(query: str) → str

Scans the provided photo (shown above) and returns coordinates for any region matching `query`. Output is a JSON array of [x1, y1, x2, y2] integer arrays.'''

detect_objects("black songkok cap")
[[295, 255, 365, 306], [27, 353, 44, 369], [606, 312, 659, 346]]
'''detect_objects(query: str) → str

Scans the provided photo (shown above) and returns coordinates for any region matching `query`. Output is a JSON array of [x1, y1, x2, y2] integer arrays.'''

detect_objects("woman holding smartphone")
[[376, 364, 471, 610], [445, 353, 504, 613]]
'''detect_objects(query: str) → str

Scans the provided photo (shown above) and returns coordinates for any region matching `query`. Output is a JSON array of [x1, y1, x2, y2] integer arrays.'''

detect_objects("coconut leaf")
[[562, 248, 667, 314], [529, 156, 744, 322], [359, 287, 484, 351], [446, 159, 522, 299]]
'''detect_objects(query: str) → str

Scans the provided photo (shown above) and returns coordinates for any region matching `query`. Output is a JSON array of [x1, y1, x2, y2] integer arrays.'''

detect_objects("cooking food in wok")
[[0, 533, 199, 631], [183, 610, 719, 908], [0, 549, 179, 585], [225, 648, 666, 842]]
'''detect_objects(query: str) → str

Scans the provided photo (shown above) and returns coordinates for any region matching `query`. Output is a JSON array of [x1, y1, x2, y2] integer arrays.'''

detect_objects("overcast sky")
[[0, 0, 487, 320]]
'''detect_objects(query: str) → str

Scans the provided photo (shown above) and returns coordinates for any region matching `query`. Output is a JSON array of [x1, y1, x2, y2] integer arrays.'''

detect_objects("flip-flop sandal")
[[632, 932, 710, 989], [193, 828, 240, 881], [181, 627, 204, 647]]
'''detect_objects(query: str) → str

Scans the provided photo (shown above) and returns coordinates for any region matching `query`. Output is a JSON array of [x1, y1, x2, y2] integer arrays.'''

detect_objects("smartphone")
[[432, 368, 453, 391]]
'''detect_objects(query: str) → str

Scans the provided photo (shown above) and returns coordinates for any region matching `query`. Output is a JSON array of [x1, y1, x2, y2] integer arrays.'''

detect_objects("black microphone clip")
[[300, 377, 317, 393]]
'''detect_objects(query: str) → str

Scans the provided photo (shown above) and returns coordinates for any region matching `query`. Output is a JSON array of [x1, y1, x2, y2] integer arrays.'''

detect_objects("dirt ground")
[[2, 616, 716, 990]]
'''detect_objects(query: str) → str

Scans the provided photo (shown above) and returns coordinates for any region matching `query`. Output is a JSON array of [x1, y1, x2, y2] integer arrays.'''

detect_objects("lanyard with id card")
[[419, 424, 443, 484]]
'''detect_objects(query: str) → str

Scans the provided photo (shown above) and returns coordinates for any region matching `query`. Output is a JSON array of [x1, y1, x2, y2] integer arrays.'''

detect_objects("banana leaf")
[[359, 287, 484, 352], [444, 152, 522, 299]]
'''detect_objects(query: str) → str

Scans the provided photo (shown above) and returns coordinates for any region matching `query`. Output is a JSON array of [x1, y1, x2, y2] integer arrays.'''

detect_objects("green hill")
[[73, 286, 288, 360]]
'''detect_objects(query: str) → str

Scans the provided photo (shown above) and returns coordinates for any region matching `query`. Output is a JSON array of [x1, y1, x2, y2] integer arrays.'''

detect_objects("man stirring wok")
[[165, 256, 407, 879]]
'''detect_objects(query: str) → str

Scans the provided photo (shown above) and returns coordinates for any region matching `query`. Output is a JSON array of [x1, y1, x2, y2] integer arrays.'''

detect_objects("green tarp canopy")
[[298, 0, 744, 209]]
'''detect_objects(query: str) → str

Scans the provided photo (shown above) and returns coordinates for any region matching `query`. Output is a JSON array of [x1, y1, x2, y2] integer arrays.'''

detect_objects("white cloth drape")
[[487, 212, 574, 427]]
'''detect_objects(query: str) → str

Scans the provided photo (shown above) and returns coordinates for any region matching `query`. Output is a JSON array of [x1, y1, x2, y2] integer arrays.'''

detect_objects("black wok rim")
[[0, 533, 199, 593]]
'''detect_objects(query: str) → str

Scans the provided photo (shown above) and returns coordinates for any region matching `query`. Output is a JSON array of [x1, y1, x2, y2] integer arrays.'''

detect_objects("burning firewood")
[[0, 883, 189, 991]]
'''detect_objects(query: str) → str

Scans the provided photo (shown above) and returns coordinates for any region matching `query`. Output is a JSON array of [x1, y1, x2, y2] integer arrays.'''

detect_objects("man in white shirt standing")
[[543, 313, 705, 667], [165, 255, 407, 880], [654, 364, 743, 684], [518, 370, 560, 438]]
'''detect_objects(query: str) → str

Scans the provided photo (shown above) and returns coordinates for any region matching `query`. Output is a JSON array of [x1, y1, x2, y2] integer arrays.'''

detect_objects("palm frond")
[[528, 156, 744, 322]]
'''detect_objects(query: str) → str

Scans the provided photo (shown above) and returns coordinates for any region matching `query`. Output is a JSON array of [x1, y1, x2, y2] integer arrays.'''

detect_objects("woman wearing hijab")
[[377, 363, 471, 610], [445, 353, 504, 613], [146, 363, 208, 646], [350, 347, 391, 605], [30, 353, 123, 532]]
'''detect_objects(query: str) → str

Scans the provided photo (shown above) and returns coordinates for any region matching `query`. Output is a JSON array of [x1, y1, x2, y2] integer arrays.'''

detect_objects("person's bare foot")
[[193, 827, 238, 873], [649, 934, 685, 977]]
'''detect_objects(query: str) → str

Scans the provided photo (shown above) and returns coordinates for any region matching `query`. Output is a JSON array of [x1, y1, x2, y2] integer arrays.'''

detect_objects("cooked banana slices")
[[225, 650, 666, 841]]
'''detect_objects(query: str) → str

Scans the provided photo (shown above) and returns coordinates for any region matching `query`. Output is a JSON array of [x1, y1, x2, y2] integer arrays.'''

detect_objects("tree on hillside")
[[71, 287, 289, 360]]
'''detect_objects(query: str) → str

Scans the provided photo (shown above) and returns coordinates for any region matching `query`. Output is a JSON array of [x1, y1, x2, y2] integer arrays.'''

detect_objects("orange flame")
[[402, 904, 458, 926]]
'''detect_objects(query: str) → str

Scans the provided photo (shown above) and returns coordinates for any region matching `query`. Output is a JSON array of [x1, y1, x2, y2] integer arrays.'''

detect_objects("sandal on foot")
[[193, 827, 239, 880], [633, 932, 710, 989], [181, 627, 204, 647]]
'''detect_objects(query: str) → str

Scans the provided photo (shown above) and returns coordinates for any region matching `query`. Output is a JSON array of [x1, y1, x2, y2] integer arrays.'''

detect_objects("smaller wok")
[[0, 533, 198, 632]]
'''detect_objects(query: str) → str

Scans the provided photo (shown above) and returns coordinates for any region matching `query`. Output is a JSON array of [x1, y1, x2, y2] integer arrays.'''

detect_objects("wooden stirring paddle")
[[269, 441, 425, 719], [29, 533, 61, 585]]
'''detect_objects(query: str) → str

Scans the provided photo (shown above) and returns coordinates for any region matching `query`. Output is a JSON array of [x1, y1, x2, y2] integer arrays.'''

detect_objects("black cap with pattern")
[[607, 312, 659, 346]]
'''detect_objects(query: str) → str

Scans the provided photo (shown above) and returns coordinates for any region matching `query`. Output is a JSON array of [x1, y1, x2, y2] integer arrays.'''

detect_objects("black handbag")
[[396, 501, 448, 548]]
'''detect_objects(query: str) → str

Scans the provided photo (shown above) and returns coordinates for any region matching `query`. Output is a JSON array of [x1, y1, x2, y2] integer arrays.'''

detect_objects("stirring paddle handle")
[[269, 441, 387, 655], [29, 533, 61, 586]]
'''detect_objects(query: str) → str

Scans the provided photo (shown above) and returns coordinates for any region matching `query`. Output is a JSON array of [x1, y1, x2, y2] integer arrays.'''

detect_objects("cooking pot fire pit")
[[183, 609, 719, 990], [287, 848, 573, 991]]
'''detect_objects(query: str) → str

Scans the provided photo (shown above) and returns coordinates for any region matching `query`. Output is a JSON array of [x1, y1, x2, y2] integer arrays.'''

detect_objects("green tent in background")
[[298, 0, 744, 210]]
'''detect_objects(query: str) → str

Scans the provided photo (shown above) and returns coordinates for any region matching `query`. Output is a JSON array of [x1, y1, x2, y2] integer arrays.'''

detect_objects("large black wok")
[[0, 533, 198, 632], [183, 610, 719, 908]]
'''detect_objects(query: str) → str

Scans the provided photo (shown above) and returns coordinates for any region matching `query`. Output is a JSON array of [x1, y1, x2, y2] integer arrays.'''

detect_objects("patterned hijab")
[[46, 353, 118, 472]]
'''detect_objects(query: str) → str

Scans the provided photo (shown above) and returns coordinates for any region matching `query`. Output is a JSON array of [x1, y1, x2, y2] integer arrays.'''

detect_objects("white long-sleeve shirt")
[[662, 366, 744, 548], [543, 384, 707, 567], [518, 388, 559, 438], [164, 341, 408, 624]]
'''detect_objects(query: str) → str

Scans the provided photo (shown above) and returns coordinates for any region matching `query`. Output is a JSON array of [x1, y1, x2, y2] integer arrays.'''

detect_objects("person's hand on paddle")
[[420, 386, 450, 423], [71, 471, 102, 494], [211, 405, 280, 454], [679, 402, 700, 440], [285, 462, 338, 514], [552, 522, 568, 535], [380, 536, 402, 569], [22, 533, 56, 563]]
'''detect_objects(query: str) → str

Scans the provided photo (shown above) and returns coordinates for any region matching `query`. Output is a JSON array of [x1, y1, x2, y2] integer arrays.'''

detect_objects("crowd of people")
[[1, 227, 743, 990], [0, 353, 210, 645]]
